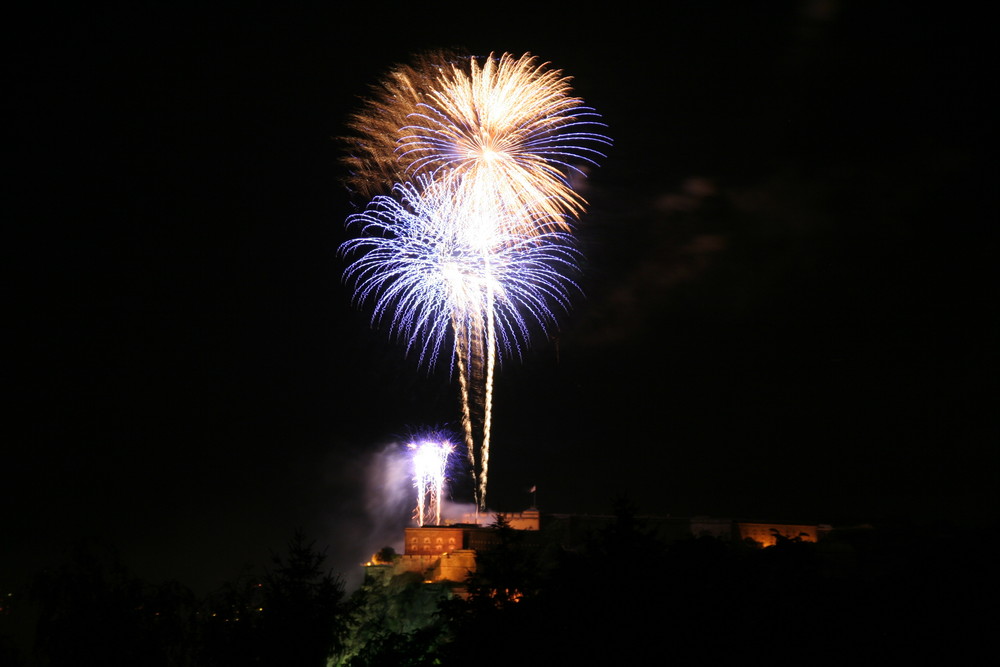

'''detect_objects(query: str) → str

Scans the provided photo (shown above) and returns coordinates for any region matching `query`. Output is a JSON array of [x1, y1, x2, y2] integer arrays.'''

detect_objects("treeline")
[[3, 509, 986, 666], [339, 506, 987, 666], [2, 530, 345, 667]]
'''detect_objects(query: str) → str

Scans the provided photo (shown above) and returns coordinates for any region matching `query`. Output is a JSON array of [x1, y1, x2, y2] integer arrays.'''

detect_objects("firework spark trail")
[[341, 50, 457, 200], [452, 326, 479, 509], [342, 51, 608, 510], [481, 278, 495, 506], [409, 439, 452, 526]]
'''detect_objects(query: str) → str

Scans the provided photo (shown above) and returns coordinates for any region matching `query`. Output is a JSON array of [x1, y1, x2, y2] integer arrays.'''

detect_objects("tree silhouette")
[[260, 530, 347, 666], [201, 529, 347, 667], [30, 536, 200, 667]]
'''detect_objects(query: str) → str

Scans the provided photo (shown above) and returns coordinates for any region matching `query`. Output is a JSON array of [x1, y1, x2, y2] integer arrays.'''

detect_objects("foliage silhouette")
[[200, 530, 349, 666], [30, 537, 200, 667], [27, 531, 346, 667]]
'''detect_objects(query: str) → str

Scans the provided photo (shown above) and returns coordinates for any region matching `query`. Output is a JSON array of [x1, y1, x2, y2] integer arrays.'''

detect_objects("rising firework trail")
[[408, 438, 453, 526], [341, 51, 608, 509]]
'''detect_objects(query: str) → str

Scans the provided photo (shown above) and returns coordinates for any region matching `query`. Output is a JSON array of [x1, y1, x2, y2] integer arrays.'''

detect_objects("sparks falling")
[[341, 51, 609, 510], [408, 439, 453, 527]]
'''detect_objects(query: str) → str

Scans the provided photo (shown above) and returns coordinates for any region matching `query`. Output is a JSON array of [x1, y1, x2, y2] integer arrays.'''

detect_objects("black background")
[[7, 1, 994, 593]]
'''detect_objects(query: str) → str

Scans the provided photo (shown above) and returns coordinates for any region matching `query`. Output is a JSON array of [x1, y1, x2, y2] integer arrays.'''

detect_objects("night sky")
[[7, 2, 994, 594]]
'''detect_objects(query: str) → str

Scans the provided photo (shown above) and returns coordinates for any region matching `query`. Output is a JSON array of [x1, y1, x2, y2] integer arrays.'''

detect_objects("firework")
[[408, 439, 453, 526], [401, 52, 610, 236], [341, 179, 581, 506], [341, 180, 580, 363], [341, 51, 607, 510], [343, 52, 609, 236], [341, 50, 462, 200]]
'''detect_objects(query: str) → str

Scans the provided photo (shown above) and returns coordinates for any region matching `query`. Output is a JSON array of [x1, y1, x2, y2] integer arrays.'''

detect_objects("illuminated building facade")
[[735, 521, 823, 547], [367, 510, 829, 587]]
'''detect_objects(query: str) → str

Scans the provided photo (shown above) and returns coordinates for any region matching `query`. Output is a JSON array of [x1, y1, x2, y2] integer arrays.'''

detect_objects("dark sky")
[[7, 1, 995, 593]]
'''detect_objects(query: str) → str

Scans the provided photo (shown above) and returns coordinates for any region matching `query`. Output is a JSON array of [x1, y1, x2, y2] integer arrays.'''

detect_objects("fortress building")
[[364, 508, 830, 591]]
